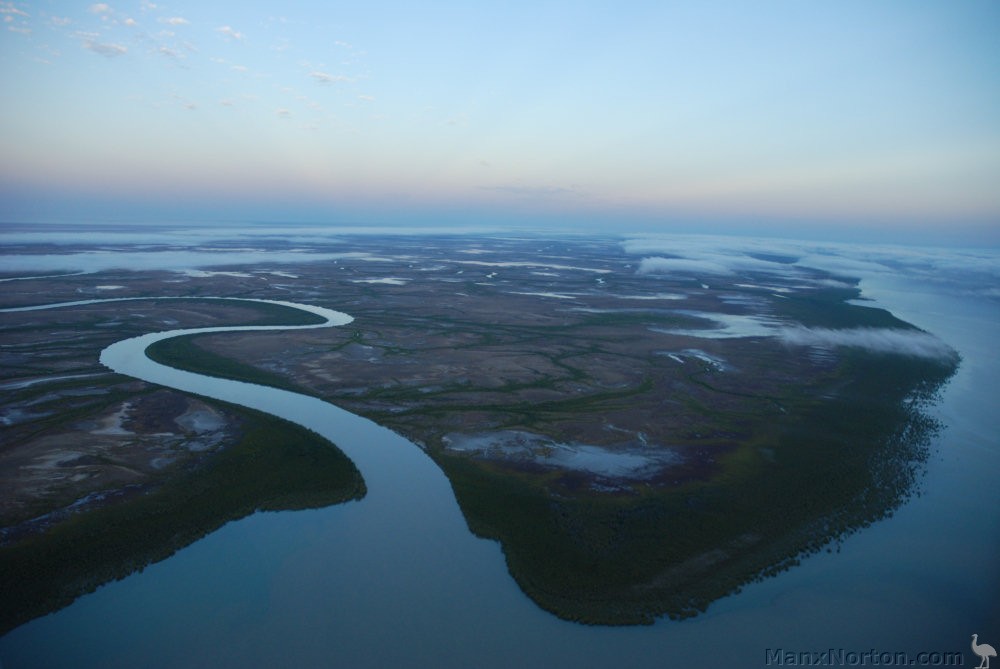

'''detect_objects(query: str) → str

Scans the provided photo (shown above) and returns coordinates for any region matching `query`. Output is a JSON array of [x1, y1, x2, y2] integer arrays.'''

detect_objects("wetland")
[[0, 230, 962, 639]]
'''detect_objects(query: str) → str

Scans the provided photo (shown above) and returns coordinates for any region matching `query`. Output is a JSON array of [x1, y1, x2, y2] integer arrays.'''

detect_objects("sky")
[[1, 1, 999, 244]]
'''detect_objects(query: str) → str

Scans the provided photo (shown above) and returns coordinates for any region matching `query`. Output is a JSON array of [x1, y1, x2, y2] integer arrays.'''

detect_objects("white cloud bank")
[[778, 326, 958, 362], [637, 257, 734, 276]]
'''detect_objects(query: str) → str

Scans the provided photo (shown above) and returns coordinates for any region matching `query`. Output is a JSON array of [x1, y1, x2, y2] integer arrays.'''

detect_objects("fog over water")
[[777, 326, 959, 362]]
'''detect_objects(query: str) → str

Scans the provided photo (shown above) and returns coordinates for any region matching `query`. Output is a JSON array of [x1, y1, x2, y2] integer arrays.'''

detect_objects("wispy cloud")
[[310, 71, 350, 84], [84, 40, 127, 57], [0, 3, 29, 17], [88, 3, 112, 14], [158, 45, 179, 59], [2, 0, 30, 32], [159, 16, 189, 26], [276, 108, 291, 118], [778, 326, 958, 362], [216, 25, 244, 40]]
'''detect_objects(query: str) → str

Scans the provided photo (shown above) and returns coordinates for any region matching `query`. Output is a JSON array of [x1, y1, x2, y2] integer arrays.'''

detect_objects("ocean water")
[[0, 230, 997, 668]]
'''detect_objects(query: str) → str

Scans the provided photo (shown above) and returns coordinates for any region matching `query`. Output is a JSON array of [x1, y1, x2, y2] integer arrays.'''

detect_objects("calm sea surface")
[[1, 253, 997, 668]]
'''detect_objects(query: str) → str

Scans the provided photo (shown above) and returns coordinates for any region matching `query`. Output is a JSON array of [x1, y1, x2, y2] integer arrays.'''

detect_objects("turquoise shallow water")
[[1, 263, 997, 668]]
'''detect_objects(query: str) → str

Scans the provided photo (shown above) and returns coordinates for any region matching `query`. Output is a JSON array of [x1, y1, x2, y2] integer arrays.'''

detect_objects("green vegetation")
[[138, 286, 958, 626], [777, 290, 911, 329], [181, 298, 327, 327], [144, 299, 326, 394], [2, 259, 959, 630], [414, 276, 957, 626], [0, 403, 365, 635], [434, 349, 956, 625], [147, 334, 311, 394]]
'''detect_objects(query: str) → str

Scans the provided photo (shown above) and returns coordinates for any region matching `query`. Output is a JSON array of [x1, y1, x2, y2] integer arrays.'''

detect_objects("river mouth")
[[2, 231, 989, 668]]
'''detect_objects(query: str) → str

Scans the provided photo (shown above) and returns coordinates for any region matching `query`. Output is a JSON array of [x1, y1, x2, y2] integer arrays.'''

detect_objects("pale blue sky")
[[1, 1, 998, 243]]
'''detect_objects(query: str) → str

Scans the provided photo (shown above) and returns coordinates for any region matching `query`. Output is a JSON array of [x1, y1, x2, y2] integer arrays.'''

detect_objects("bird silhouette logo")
[[972, 635, 997, 669]]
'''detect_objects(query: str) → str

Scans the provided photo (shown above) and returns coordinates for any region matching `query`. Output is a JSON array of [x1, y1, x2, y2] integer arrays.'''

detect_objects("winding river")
[[1, 290, 998, 668], [2, 297, 561, 667]]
